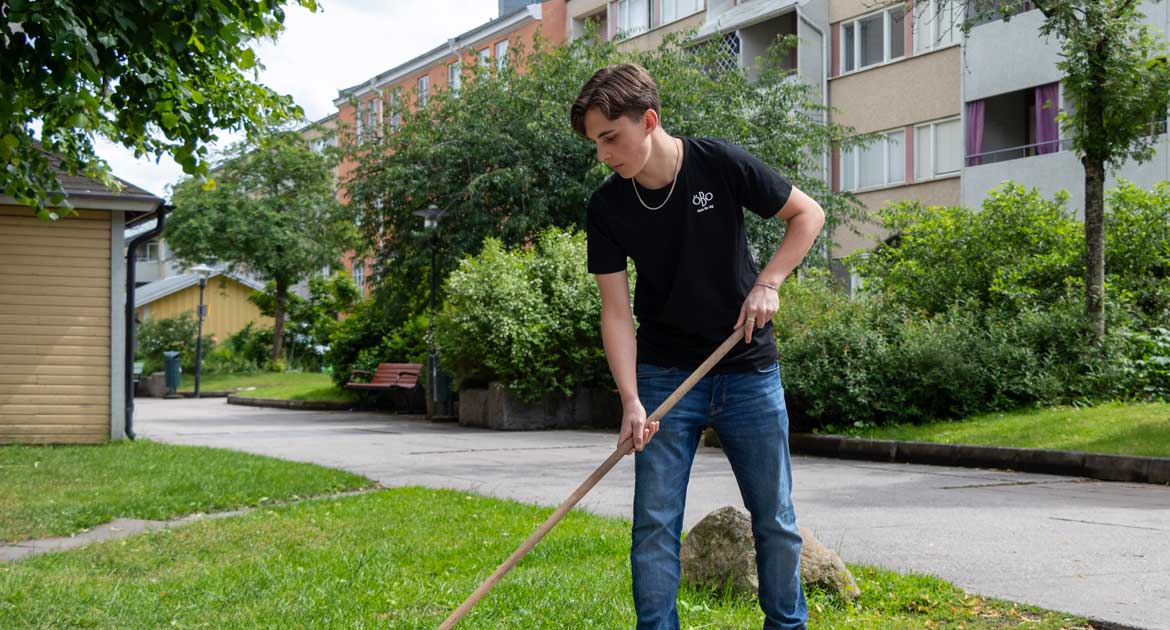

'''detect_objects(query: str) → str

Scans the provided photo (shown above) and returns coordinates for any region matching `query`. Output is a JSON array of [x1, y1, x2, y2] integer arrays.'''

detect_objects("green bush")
[[135, 313, 213, 373], [352, 313, 429, 375], [853, 183, 1084, 316], [773, 273, 1158, 430], [1105, 180, 1170, 325], [435, 227, 608, 402], [325, 300, 402, 386]]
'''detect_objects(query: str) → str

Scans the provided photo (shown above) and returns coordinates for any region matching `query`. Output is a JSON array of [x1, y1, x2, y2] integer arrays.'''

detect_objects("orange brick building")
[[332, 0, 568, 295]]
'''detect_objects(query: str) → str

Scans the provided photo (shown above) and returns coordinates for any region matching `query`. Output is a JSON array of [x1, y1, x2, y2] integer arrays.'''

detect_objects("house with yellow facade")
[[134, 269, 272, 341]]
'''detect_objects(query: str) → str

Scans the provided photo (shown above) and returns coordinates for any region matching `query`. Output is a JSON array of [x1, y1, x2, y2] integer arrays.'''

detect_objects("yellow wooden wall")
[[0, 205, 111, 444], [137, 275, 273, 340]]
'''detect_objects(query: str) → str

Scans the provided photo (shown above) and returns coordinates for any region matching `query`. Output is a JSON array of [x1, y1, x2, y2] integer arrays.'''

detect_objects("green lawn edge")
[[0, 439, 375, 543], [0, 487, 1094, 629], [825, 401, 1170, 458]]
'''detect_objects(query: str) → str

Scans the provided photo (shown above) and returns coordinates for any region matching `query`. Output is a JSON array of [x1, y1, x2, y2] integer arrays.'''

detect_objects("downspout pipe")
[[124, 205, 171, 440]]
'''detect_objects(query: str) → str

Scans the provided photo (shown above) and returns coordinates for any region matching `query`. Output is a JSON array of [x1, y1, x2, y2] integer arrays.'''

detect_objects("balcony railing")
[[965, 138, 1073, 167]]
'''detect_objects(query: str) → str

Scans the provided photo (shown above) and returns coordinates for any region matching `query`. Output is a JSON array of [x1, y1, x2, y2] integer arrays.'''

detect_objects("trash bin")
[[162, 351, 182, 394]]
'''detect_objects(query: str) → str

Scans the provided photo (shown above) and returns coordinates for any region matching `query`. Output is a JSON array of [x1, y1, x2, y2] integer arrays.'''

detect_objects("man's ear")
[[643, 108, 660, 134]]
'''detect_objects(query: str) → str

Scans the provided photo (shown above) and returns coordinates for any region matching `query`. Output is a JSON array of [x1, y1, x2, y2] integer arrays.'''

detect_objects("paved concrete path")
[[133, 398, 1170, 629]]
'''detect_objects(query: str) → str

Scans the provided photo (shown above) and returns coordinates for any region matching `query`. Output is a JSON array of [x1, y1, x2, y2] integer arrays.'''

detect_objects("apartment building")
[[961, 1, 1170, 217], [332, 0, 568, 294], [827, 0, 964, 266]]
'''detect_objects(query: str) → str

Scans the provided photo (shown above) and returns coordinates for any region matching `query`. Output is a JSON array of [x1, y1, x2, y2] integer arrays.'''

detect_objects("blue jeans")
[[631, 362, 807, 630]]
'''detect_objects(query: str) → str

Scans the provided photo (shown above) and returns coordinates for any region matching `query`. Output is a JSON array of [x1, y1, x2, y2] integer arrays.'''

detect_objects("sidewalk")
[[126, 398, 1170, 629]]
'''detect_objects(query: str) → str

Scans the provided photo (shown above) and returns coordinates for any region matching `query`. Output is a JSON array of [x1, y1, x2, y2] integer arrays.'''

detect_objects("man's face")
[[583, 107, 653, 180]]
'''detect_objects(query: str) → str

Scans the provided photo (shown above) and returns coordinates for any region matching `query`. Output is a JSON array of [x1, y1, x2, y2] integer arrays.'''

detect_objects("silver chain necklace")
[[632, 138, 681, 211]]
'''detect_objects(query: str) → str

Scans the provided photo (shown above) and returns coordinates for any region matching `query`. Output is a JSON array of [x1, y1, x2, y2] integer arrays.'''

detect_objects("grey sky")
[[98, 0, 500, 199]]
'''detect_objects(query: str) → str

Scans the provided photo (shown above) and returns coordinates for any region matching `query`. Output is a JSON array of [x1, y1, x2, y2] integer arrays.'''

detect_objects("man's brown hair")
[[570, 63, 661, 138]]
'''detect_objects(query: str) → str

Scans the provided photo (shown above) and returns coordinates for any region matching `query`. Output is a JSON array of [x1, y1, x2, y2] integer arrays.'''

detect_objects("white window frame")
[[352, 260, 365, 291], [617, 0, 651, 39], [841, 129, 906, 192], [495, 39, 509, 70], [389, 89, 401, 131], [448, 61, 462, 95], [914, 116, 962, 181], [661, 0, 702, 25], [914, 0, 962, 54], [839, 5, 906, 74], [478, 47, 491, 68], [418, 75, 429, 107], [137, 240, 160, 262]]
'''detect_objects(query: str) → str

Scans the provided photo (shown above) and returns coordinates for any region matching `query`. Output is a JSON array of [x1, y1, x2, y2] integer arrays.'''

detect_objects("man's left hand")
[[734, 284, 779, 343]]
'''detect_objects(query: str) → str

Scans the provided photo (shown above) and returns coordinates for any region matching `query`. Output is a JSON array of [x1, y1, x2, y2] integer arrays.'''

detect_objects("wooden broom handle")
[[437, 327, 745, 629]]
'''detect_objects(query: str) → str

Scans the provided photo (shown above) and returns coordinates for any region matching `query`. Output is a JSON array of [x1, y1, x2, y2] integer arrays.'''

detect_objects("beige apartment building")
[[828, 0, 963, 264]]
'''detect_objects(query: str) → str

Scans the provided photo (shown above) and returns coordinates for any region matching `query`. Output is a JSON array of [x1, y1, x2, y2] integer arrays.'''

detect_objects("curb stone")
[[227, 395, 357, 411], [789, 434, 1170, 485]]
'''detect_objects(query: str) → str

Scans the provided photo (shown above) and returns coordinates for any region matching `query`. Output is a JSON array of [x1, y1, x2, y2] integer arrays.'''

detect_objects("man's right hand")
[[618, 399, 658, 455]]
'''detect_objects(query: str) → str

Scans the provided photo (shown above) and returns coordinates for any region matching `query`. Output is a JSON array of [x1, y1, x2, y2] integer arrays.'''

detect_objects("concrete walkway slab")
[[131, 398, 1170, 629]]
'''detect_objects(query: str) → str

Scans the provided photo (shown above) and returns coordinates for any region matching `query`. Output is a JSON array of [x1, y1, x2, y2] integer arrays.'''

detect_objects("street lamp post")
[[412, 205, 446, 416], [190, 264, 213, 398]]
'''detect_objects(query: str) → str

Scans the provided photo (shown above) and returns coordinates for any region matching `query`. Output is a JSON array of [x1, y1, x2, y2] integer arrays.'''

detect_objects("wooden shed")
[[0, 170, 163, 444], [134, 270, 272, 341]]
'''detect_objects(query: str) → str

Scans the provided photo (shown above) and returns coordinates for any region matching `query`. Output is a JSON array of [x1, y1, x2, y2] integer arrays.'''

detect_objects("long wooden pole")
[[438, 327, 745, 629]]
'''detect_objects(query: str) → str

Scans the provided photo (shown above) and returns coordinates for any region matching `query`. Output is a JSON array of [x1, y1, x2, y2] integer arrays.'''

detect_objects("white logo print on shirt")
[[692, 191, 715, 213]]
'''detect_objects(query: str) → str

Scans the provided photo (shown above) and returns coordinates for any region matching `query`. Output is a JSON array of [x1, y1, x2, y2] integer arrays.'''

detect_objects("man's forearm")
[[757, 209, 825, 287], [600, 309, 639, 406]]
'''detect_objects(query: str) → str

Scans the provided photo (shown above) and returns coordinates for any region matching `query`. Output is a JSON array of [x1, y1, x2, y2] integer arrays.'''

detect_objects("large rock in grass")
[[679, 506, 860, 601]]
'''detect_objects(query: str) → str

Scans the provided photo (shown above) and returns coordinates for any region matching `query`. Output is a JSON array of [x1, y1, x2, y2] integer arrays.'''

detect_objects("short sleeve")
[[720, 141, 793, 219], [586, 192, 627, 274]]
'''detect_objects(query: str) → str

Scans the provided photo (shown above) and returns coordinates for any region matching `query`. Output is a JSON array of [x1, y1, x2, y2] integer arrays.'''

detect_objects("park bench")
[[345, 362, 424, 411]]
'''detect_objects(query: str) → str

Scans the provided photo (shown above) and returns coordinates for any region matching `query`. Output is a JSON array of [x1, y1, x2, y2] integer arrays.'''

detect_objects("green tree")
[[0, 0, 316, 218], [343, 27, 870, 312], [909, 0, 1170, 344], [250, 271, 361, 352], [167, 130, 354, 361]]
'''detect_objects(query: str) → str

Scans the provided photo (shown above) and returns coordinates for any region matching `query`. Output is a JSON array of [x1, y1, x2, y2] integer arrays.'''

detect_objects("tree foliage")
[[343, 26, 870, 312], [0, 0, 315, 217], [167, 129, 354, 360]]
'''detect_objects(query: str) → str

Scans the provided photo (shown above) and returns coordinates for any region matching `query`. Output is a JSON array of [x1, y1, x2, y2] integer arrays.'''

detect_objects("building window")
[[448, 61, 462, 95], [494, 39, 509, 70], [617, 0, 651, 39], [915, 0, 962, 53], [841, 5, 906, 74], [478, 47, 491, 68], [841, 129, 905, 191], [363, 99, 380, 139], [915, 117, 962, 180], [352, 260, 365, 291], [418, 75, 429, 107], [715, 32, 741, 73], [389, 88, 401, 131], [137, 240, 160, 262], [661, 0, 701, 25]]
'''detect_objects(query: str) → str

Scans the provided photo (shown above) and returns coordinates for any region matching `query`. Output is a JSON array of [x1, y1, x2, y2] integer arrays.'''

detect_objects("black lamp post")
[[190, 264, 212, 398], [412, 204, 446, 415]]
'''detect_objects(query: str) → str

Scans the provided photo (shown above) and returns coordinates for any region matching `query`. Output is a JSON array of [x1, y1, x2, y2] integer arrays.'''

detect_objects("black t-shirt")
[[586, 136, 793, 373]]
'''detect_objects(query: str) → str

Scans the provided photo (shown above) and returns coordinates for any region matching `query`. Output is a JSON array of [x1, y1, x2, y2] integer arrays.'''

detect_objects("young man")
[[570, 64, 824, 630]]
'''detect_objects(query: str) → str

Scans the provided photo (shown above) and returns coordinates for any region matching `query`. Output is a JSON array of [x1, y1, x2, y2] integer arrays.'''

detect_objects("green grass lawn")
[[834, 401, 1170, 458], [179, 371, 357, 402], [0, 487, 1091, 629], [0, 439, 375, 543]]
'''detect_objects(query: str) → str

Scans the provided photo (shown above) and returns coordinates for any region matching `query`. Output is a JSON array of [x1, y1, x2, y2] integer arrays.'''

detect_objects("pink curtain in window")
[[1035, 83, 1060, 155], [966, 100, 985, 166]]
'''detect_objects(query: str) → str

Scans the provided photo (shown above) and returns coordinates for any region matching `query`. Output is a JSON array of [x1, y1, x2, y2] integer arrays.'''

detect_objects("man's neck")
[[633, 131, 680, 190]]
